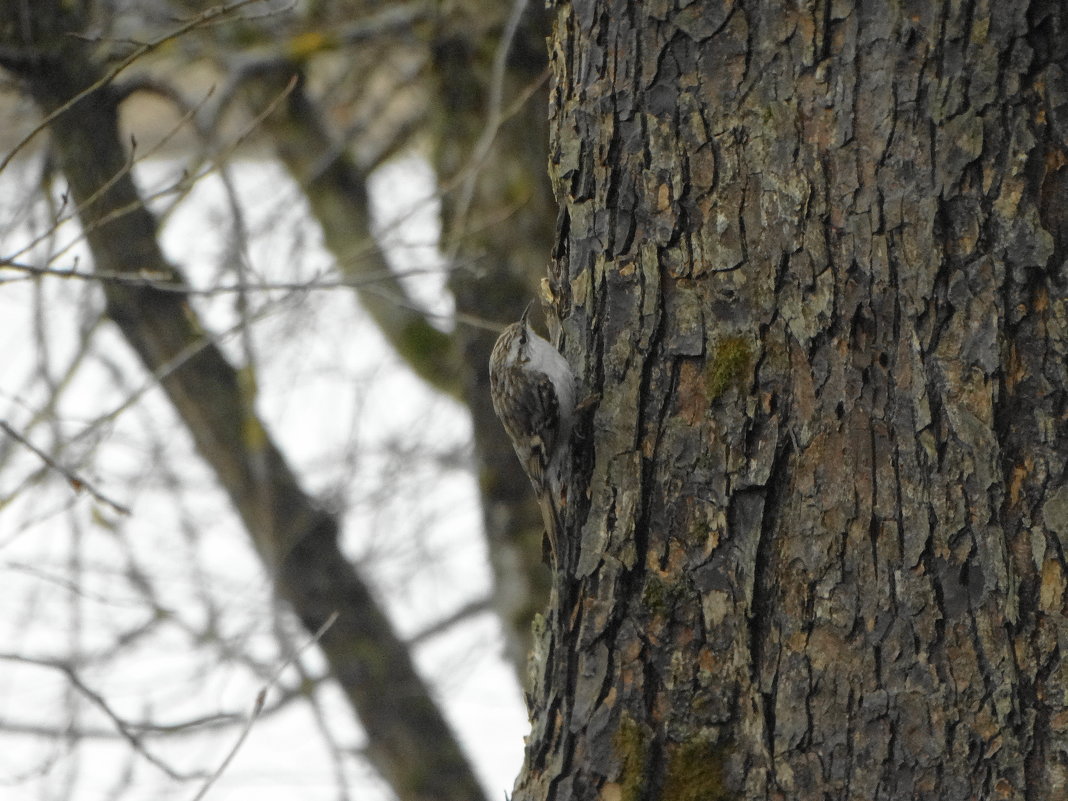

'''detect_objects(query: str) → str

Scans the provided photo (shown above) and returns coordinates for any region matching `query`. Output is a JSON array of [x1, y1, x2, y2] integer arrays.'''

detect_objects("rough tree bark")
[[515, 2, 1068, 799]]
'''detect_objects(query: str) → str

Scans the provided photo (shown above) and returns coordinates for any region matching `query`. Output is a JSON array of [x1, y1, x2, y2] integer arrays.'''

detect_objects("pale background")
[[0, 155, 528, 800]]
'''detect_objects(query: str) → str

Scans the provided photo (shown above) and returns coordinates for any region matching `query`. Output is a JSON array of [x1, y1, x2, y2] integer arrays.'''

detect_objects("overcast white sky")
[[0, 155, 528, 800]]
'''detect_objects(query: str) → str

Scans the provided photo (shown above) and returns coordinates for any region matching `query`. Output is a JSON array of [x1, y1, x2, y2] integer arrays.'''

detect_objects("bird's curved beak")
[[520, 301, 534, 327]]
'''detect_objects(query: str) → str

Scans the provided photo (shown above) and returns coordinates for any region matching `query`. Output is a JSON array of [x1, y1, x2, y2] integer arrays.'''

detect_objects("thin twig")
[[4, 73, 298, 276], [0, 0, 267, 174], [188, 611, 339, 801], [406, 596, 493, 646], [446, 0, 533, 262], [0, 653, 203, 781], [0, 259, 503, 332], [1, 258, 444, 292], [0, 419, 130, 515]]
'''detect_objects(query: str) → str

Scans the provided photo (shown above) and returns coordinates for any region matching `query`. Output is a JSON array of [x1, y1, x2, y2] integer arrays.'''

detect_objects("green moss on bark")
[[615, 714, 650, 801], [705, 337, 752, 401], [660, 736, 731, 801]]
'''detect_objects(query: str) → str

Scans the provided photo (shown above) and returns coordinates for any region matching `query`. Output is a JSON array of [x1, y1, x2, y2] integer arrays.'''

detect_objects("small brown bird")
[[489, 304, 576, 565]]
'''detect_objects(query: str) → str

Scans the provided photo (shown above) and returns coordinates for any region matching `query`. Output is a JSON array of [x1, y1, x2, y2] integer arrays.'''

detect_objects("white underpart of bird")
[[489, 305, 576, 565]]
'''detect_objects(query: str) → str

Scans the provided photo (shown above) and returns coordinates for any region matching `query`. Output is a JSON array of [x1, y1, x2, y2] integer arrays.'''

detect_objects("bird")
[[489, 303, 576, 565]]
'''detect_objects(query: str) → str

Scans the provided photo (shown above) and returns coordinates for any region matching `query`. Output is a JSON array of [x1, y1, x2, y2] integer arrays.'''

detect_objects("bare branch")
[[0, 0, 269, 173], [0, 419, 131, 515], [407, 596, 494, 646], [445, 0, 544, 263], [0, 653, 204, 782], [189, 612, 338, 801]]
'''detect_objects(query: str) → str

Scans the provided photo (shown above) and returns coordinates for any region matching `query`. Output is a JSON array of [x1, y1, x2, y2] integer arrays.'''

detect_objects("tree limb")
[[0, 6, 488, 801]]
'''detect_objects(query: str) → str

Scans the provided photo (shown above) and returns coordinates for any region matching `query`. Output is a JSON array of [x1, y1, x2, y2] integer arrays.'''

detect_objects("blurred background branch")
[[0, 0, 557, 798]]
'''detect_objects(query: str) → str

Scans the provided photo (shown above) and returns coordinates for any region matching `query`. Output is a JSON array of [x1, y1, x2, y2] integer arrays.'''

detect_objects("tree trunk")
[[516, 2, 1068, 799]]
